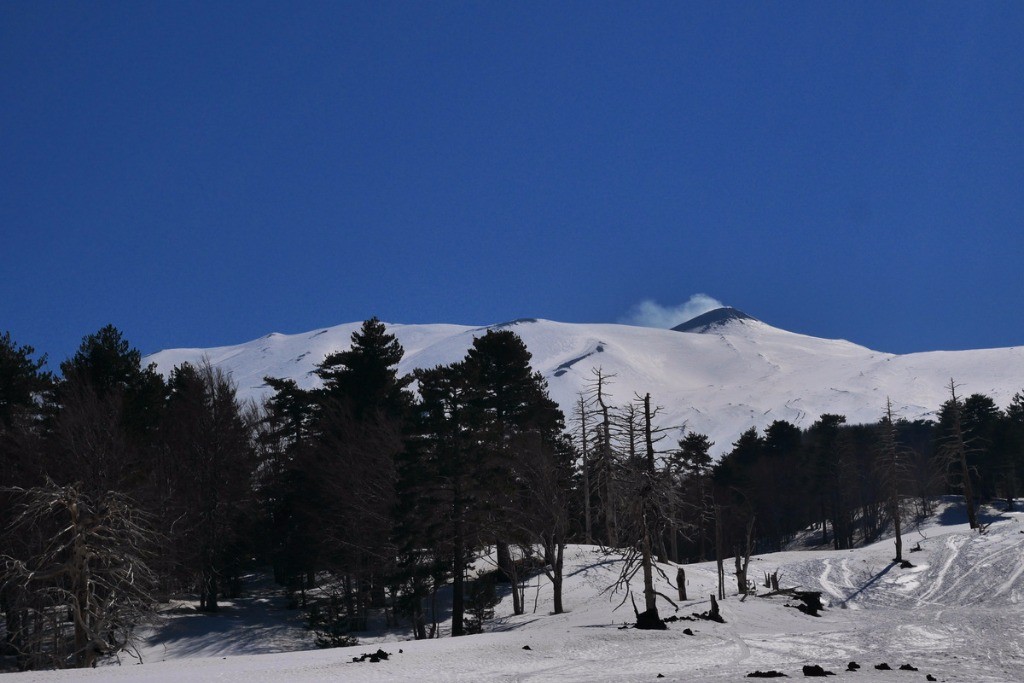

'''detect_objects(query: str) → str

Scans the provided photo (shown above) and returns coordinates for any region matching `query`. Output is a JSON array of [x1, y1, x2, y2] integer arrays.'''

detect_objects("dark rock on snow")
[[747, 670, 789, 678], [352, 648, 391, 663], [801, 664, 835, 676]]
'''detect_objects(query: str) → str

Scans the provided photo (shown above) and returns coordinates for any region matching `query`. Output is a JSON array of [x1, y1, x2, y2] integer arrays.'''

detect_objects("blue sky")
[[2, 2, 1022, 365]]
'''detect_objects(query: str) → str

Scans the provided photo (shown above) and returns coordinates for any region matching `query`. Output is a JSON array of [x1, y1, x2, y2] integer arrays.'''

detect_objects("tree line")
[[2, 321, 1022, 668]]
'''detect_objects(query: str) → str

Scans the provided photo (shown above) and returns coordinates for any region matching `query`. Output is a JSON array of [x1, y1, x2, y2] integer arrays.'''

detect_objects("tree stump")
[[793, 591, 824, 616], [635, 608, 667, 630], [694, 594, 726, 623]]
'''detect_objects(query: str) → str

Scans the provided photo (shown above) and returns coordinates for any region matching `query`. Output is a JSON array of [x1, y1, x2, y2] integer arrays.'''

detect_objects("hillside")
[[7, 499, 1023, 681], [146, 310, 1024, 455]]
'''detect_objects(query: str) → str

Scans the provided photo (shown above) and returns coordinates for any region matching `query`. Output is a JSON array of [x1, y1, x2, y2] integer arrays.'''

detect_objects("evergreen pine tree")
[[305, 318, 413, 630], [0, 331, 51, 432]]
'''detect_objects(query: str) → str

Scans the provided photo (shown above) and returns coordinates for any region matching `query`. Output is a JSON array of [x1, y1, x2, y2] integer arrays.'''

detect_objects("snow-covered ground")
[[7, 499, 1023, 681], [145, 312, 1024, 456]]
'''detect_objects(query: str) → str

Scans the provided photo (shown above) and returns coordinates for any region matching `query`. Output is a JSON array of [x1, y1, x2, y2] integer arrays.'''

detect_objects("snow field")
[[7, 501, 1022, 682]]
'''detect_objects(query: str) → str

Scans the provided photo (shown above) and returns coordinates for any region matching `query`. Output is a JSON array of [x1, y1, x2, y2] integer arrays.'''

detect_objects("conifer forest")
[[2, 320, 1023, 670]]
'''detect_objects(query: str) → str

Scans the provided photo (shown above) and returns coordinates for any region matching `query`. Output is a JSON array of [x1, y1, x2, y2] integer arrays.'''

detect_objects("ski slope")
[[146, 309, 1024, 455], [7, 500, 1023, 681]]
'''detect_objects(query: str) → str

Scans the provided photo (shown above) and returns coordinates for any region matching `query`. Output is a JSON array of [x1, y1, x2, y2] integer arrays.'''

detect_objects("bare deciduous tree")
[[1, 481, 157, 669], [876, 398, 913, 561], [590, 369, 619, 547], [571, 391, 596, 545], [734, 515, 756, 596], [516, 432, 573, 614], [609, 393, 686, 629], [939, 379, 979, 530]]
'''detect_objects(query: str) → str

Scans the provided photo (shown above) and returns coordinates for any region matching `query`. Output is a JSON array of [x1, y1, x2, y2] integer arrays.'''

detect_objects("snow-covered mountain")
[[145, 309, 1024, 455]]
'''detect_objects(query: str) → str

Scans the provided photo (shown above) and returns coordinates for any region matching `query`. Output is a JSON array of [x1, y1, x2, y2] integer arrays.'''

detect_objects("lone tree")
[[612, 393, 682, 630]]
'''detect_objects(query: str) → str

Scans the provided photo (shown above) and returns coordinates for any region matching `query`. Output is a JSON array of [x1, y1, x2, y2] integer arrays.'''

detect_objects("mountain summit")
[[672, 306, 759, 333]]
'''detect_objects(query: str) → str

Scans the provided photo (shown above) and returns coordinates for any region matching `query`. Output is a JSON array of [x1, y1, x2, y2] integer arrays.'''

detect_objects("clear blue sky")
[[3, 2, 1022, 365]]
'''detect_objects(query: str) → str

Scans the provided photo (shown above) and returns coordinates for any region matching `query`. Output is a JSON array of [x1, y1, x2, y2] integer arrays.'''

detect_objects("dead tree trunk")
[[595, 371, 618, 546], [714, 504, 725, 600], [734, 516, 756, 595], [578, 394, 593, 545], [551, 542, 564, 614], [700, 593, 724, 622], [635, 394, 664, 629], [497, 541, 524, 615], [451, 513, 466, 637], [881, 399, 905, 562], [640, 511, 658, 615], [944, 380, 979, 530]]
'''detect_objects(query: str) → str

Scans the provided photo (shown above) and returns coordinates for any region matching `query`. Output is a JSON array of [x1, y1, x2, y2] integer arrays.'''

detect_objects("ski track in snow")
[[816, 558, 859, 609], [932, 540, 1016, 605], [997, 547, 1024, 600], [918, 535, 964, 605]]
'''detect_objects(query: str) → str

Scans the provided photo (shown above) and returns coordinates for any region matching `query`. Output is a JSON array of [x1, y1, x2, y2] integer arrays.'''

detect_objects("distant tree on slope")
[[876, 398, 912, 562], [938, 380, 979, 530]]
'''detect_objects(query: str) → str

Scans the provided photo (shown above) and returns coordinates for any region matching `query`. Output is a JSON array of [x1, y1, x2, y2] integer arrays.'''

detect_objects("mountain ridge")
[[145, 309, 1024, 455]]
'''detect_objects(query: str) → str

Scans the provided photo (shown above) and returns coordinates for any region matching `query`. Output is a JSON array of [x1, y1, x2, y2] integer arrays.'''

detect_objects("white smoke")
[[620, 294, 724, 329]]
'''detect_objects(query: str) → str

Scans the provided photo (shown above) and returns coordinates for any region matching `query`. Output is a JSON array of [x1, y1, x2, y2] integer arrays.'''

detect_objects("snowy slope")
[[8, 501, 1024, 682], [145, 310, 1024, 455]]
